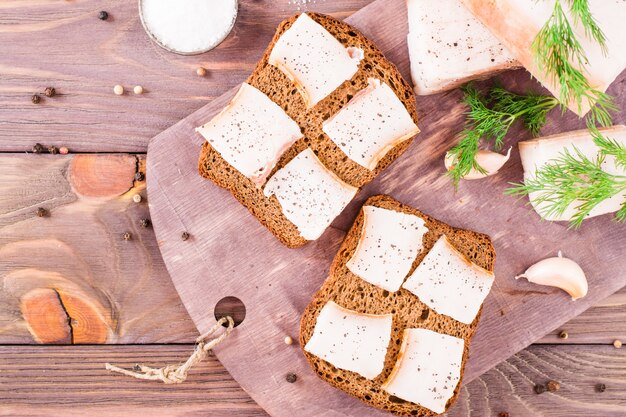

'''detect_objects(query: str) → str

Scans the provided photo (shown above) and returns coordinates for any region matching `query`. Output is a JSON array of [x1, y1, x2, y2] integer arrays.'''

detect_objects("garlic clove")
[[445, 147, 512, 180], [515, 251, 588, 300]]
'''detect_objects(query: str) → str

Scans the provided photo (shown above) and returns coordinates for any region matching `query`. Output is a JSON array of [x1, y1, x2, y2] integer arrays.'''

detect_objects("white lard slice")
[[402, 235, 494, 324], [263, 148, 358, 241], [322, 78, 419, 170], [268, 13, 363, 108], [407, 0, 518, 95], [196, 83, 302, 186], [382, 328, 464, 414], [519, 125, 626, 222], [347, 206, 428, 292], [304, 300, 393, 379], [461, 0, 626, 116]]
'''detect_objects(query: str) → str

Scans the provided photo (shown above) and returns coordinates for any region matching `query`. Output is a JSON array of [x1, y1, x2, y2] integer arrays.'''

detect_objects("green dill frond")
[[446, 84, 507, 188], [589, 125, 626, 169], [506, 129, 626, 227], [489, 87, 558, 136], [462, 84, 511, 148], [556, 66, 617, 127], [569, 0, 608, 54], [446, 129, 486, 188], [585, 89, 617, 128], [532, 0, 615, 126], [447, 84, 557, 187]]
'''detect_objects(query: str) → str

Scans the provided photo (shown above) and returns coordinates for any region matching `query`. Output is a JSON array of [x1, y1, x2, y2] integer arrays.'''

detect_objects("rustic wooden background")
[[1, 1, 624, 416]]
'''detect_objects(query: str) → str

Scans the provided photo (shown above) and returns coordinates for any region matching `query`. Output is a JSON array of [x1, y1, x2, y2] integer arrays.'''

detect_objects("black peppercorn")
[[534, 384, 546, 394], [546, 380, 560, 392], [48, 145, 58, 155], [32, 143, 44, 153], [140, 218, 151, 228], [98, 11, 109, 20], [134, 172, 145, 181], [123, 231, 132, 241], [596, 383, 606, 393], [36, 207, 47, 217], [31, 94, 41, 104], [44, 87, 56, 97], [133, 364, 141, 371], [181, 232, 190, 241], [285, 373, 297, 383]]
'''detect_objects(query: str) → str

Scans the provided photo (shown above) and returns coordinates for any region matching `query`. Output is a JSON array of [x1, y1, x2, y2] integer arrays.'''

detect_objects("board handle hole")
[[214, 296, 246, 327]]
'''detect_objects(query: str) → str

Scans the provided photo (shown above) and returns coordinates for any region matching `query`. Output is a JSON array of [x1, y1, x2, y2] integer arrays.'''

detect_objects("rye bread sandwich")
[[300, 195, 496, 416], [196, 13, 420, 248]]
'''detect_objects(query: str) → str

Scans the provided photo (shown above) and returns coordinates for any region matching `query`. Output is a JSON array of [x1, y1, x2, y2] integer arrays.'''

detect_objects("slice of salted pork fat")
[[519, 125, 626, 222], [402, 235, 495, 325], [268, 13, 363, 108], [381, 328, 464, 414], [195, 83, 302, 186], [322, 78, 420, 170], [304, 300, 393, 379], [263, 148, 358, 241], [406, 0, 519, 95], [460, 0, 626, 116], [346, 206, 428, 292]]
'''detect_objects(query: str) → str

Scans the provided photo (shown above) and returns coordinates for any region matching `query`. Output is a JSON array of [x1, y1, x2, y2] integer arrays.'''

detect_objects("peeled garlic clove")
[[515, 251, 588, 300], [445, 147, 512, 180]]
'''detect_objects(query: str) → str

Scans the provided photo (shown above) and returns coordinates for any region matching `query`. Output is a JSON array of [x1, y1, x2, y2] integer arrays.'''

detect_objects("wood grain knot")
[[20, 288, 109, 344], [69, 154, 140, 198]]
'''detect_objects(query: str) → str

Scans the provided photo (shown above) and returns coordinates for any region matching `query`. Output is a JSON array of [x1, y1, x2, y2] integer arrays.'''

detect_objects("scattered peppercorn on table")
[[0, 1, 625, 417]]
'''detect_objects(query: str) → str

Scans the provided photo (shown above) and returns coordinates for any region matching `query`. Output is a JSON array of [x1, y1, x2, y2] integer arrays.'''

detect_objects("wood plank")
[[0, 344, 267, 417], [447, 345, 626, 417], [2, 344, 625, 417], [0, 0, 372, 153], [0, 154, 198, 344], [145, 1, 626, 416], [1, 152, 624, 347], [0, 151, 624, 417], [536, 287, 626, 344]]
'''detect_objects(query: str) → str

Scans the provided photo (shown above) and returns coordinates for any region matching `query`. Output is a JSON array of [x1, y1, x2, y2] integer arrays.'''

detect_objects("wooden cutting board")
[[146, 1, 626, 415]]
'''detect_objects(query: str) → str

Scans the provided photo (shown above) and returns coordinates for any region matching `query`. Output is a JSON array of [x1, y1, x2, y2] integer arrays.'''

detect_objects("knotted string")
[[105, 316, 235, 384]]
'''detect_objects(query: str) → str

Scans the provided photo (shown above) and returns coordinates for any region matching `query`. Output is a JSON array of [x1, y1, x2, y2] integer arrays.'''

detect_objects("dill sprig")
[[490, 87, 558, 136], [506, 127, 626, 227], [448, 0, 617, 187], [594, 130, 626, 170], [447, 84, 558, 186], [532, 0, 616, 126], [569, 0, 607, 51]]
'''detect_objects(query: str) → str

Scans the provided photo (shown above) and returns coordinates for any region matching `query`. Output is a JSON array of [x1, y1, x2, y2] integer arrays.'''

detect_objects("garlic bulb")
[[445, 147, 511, 180], [515, 252, 588, 300]]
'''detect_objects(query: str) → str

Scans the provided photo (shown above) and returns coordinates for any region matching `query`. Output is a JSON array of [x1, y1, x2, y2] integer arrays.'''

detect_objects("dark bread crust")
[[300, 195, 496, 416], [198, 13, 419, 248]]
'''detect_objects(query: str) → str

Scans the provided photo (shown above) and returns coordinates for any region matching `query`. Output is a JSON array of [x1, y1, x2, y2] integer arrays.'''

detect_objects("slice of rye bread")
[[198, 13, 419, 248], [300, 195, 496, 416]]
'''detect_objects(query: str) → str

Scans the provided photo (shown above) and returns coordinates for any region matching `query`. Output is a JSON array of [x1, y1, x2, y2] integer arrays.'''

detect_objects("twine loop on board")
[[105, 316, 235, 384]]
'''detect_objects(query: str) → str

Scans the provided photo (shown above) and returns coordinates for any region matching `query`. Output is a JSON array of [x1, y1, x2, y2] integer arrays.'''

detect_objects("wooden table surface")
[[1, 1, 624, 417]]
